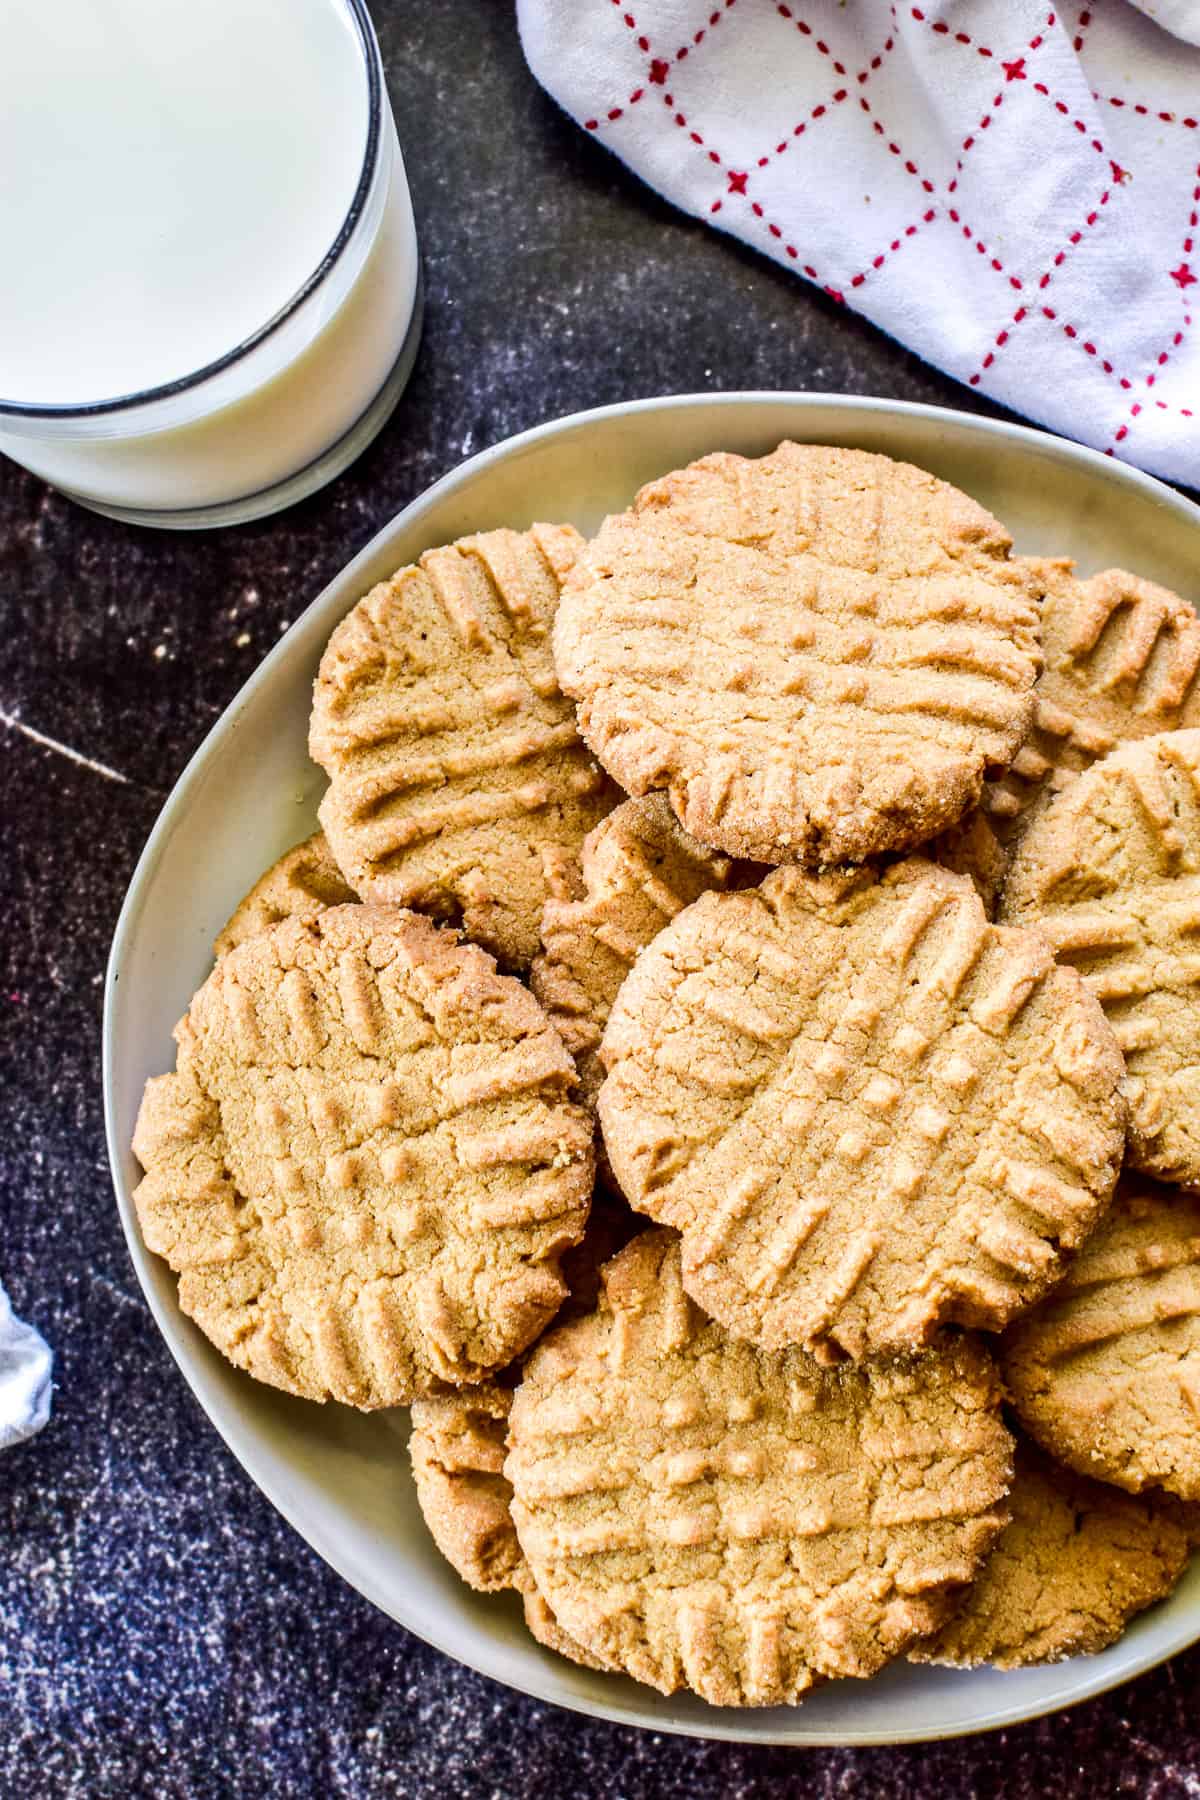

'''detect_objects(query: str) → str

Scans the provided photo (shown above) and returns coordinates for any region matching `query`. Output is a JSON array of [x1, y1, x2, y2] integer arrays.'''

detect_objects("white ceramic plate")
[[104, 394, 1200, 1745]]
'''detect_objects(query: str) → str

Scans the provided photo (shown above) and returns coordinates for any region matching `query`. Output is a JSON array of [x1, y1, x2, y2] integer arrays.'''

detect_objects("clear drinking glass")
[[0, 0, 422, 528]]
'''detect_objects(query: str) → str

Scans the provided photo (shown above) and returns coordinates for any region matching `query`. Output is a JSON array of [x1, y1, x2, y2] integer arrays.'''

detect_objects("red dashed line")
[[605, 23, 840, 297], [856, 95, 937, 195], [947, 208, 1026, 292], [775, 5, 849, 75], [966, 188, 1119, 389], [905, 5, 996, 59], [848, 210, 938, 290], [1111, 170, 1200, 454], [1031, 81, 1104, 155], [584, 0, 739, 130], [1096, 93, 1198, 129], [585, 0, 1195, 452], [748, 89, 852, 173], [777, 5, 896, 90]]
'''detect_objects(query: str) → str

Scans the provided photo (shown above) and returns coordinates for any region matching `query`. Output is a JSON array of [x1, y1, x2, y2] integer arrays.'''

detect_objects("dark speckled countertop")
[[2, 5, 1198, 1795]]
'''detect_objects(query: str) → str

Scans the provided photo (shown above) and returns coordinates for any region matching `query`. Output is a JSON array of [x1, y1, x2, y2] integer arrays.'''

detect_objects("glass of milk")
[[0, 0, 422, 528]]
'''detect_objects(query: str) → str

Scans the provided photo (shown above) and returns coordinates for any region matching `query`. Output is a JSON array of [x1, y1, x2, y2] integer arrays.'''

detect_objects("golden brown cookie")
[[1001, 729, 1200, 1182], [409, 1192, 636, 1668], [913, 1439, 1193, 1668], [553, 442, 1041, 866], [507, 1229, 1013, 1705], [410, 1380, 522, 1591], [1001, 1181, 1200, 1500], [132, 905, 593, 1407], [986, 560, 1200, 836], [407, 1380, 612, 1671], [213, 831, 357, 959], [310, 525, 617, 968], [530, 794, 733, 1113], [599, 859, 1126, 1361]]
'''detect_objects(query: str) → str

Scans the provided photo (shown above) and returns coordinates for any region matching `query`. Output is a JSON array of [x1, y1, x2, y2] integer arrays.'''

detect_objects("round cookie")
[[1001, 728, 1200, 1181], [310, 524, 617, 968], [553, 441, 1041, 866], [985, 559, 1200, 838], [132, 905, 593, 1407], [531, 794, 733, 1113], [213, 831, 357, 959], [599, 859, 1126, 1361], [507, 1229, 1013, 1705], [1001, 1181, 1200, 1500], [912, 1439, 1193, 1668]]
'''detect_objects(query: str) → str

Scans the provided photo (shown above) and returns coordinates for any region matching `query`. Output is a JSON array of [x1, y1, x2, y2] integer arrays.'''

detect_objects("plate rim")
[[103, 390, 1200, 1745]]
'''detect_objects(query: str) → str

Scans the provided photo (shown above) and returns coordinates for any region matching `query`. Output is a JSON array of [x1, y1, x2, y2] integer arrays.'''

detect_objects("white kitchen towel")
[[0, 1281, 52, 1450], [518, 0, 1200, 488]]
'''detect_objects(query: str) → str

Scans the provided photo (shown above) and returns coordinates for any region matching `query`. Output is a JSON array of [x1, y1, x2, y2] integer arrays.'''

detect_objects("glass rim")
[[0, 0, 383, 422]]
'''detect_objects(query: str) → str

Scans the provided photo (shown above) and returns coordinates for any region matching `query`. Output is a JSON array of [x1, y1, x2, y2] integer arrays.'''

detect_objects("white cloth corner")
[[1129, 0, 1200, 47], [0, 1281, 52, 1450], [518, 0, 1200, 488]]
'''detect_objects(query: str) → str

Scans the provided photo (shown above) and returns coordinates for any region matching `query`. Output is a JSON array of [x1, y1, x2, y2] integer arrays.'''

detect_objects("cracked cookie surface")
[[913, 1438, 1193, 1668], [311, 524, 617, 968], [553, 442, 1041, 865], [599, 859, 1126, 1360], [1001, 728, 1200, 1182], [1001, 1180, 1200, 1500], [213, 831, 357, 959], [132, 904, 593, 1406], [506, 1229, 1013, 1705]]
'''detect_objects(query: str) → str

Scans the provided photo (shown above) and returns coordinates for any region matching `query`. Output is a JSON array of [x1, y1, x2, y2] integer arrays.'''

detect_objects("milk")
[[0, 0, 420, 524]]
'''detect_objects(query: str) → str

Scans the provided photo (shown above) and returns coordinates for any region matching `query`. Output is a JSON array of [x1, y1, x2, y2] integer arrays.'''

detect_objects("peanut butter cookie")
[[311, 525, 617, 968], [407, 1380, 611, 1670], [409, 1193, 635, 1667], [599, 859, 1126, 1360], [1001, 729, 1200, 1182], [1002, 1181, 1200, 1500], [507, 1229, 1013, 1705], [986, 560, 1200, 836], [553, 442, 1041, 866], [913, 1439, 1193, 1668], [132, 905, 593, 1406], [214, 831, 357, 959]]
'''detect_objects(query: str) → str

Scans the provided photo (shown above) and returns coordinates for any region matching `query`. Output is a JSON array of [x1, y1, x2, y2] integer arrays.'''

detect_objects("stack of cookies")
[[132, 442, 1200, 1706]]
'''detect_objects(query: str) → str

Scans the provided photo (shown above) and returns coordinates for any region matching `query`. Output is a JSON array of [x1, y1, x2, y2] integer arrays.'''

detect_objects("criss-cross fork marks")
[[556, 446, 1040, 862], [589, 577, 1036, 804], [209, 964, 589, 1240], [606, 865, 1121, 1355], [141, 913, 593, 1406], [985, 567, 1200, 826], [509, 1251, 1010, 1701], [311, 525, 612, 938], [1004, 734, 1200, 1168]]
